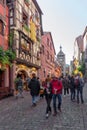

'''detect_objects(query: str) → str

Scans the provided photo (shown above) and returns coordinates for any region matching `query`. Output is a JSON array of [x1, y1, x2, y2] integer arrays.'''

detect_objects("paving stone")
[[0, 83, 87, 130]]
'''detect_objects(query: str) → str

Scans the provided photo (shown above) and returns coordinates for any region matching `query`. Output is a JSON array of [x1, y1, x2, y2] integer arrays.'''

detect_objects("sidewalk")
[[0, 83, 87, 130]]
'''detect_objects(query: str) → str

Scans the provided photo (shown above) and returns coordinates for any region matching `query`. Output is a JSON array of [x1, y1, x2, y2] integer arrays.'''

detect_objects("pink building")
[[39, 32, 56, 81], [0, 0, 9, 99]]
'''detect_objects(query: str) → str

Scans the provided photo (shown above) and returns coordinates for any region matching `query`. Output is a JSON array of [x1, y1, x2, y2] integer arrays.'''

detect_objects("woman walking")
[[44, 75, 52, 118], [50, 75, 63, 116]]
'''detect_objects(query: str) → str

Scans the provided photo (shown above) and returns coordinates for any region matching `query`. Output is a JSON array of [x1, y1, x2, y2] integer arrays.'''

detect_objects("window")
[[0, 0, 5, 5], [23, 12, 28, 25], [42, 45, 44, 54], [9, 9, 14, 25], [10, 9, 14, 17], [47, 38, 49, 46], [50, 42, 52, 49], [36, 28, 39, 41], [0, 20, 4, 35], [2, 0, 5, 4], [35, 10, 39, 20], [50, 55, 52, 62], [21, 36, 31, 52], [21, 38, 27, 50], [47, 51, 49, 60], [10, 18, 13, 25], [0, 71, 4, 88]]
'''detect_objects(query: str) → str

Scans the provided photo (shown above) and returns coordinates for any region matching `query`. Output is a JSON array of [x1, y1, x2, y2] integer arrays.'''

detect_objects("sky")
[[37, 0, 87, 64]]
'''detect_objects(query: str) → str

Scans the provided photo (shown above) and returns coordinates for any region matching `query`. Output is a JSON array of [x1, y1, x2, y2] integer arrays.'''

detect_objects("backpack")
[[74, 78, 80, 87]]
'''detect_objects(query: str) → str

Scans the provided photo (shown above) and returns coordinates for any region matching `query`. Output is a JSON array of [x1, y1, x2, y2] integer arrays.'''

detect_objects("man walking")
[[28, 72, 40, 106], [75, 74, 84, 104], [15, 76, 24, 98]]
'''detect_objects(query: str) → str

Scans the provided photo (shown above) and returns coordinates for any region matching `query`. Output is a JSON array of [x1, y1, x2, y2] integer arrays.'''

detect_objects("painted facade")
[[7, 0, 43, 90], [39, 32, 56, 81], [0, 0, 9, 98], [73, 35, 84, 75]]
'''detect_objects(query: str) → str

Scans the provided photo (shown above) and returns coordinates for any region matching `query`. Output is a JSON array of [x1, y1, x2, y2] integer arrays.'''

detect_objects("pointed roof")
[[57, 46, 65, 56]]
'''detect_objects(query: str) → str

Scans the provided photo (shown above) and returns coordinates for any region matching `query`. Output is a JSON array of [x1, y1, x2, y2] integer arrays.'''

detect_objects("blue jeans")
[[32, 95, 37, 104], [70, 87, 76, 100], [77, 86, 84, 103], [52, 94, 62, 113]]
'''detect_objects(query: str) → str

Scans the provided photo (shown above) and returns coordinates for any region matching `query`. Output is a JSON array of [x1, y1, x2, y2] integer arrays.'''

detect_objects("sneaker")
[[46, 113, 49, 118], [32, 103, 37, 107], [49, 111, 52, 115]]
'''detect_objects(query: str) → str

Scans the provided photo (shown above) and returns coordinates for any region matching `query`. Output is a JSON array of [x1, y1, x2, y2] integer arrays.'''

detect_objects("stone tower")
[[57, 46, 66, 76]]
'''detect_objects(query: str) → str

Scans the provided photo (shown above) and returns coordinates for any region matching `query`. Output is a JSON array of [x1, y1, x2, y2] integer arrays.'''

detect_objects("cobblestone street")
[[0, 83, 87, 130]]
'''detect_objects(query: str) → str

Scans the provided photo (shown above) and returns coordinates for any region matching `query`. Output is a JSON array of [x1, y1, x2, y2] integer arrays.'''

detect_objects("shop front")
[[14, 65, 38, 91]]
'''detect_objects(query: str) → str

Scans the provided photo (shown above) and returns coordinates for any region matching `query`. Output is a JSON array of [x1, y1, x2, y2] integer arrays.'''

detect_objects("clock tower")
[[57, 46, 66, 76]]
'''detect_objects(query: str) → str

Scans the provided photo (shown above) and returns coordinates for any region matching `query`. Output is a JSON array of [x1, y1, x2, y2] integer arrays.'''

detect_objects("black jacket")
[[28, 78, 40, 96]]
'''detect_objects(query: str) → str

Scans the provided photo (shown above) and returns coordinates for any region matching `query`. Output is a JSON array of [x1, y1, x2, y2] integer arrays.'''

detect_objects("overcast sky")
[[37, 0, 87, 64]]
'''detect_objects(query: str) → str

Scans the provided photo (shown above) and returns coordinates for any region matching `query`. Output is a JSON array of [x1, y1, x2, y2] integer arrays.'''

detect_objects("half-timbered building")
[[7, 0, 43, 90]]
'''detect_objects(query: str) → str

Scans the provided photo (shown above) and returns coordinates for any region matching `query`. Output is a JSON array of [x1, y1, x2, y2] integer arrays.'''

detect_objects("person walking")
[[62, 76, 69, 96], [76, 74, 84, 104], [70, 75, 75, 101], [28, 72, 40, 107], [50, 75, 63, 116], [44, 75, 52, 118], [15, 76, 24, 98]]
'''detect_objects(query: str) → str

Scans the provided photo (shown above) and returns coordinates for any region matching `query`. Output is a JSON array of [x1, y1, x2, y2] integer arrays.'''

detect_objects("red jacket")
[[50, 79, 63, 94]]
